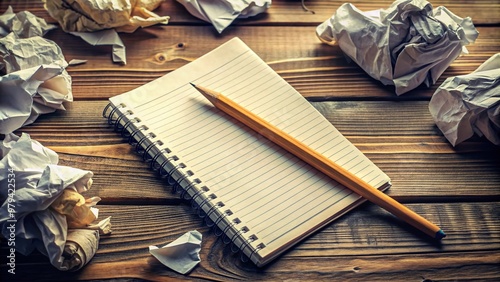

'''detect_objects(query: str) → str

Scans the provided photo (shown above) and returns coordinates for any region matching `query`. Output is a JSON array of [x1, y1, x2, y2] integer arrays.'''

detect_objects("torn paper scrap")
[[0, 5, 56, 38], [177, 0, 271, 33], [0, 64, 70, 134], [0, 133, 109, 271], [316, 0, 479, 95], [68, 59, 88, 66], [87, 216, 113, 235], [43, 0, 169, 33], [429, 53, 500, 146], [149, 230, 202, 274], [71, 30, 127, 65]]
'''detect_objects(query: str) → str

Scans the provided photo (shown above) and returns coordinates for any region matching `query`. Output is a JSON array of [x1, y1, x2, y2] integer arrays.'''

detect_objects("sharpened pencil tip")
[[189, 82, 196, 87], [435, 230, 446, 240], [191, 84, 218, 105]]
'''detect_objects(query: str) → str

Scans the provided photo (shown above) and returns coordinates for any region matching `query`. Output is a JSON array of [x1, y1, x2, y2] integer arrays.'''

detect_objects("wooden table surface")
[[1, 0, 499, 281]]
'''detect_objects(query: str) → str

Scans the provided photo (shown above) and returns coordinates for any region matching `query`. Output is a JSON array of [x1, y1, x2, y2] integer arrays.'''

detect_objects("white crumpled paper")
[[149, 230, 202, 274], [0, 64, 71, 134], [43, 0, 169, 33], [43, 0, 169, 64], [0, 33, 69, 73], [429, 54, 500, 146], [0, 133, 111, 271], [177, 0, 271, 33], [0, 7, 72, 134], [0, 6, 56, 37], [316, 0, 479, 95]]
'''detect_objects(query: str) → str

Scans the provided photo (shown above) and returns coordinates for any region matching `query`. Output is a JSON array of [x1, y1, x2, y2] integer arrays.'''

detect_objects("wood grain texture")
[[12, 100, 500, 203], [47, 148, 498, 203], [3, 0, 499, 25], [4, 2, 498, 100], [13, 99, 500, 146], [1, 203, 499, 281], [41, 25, 498, 100], [1, 0, 500, 280]]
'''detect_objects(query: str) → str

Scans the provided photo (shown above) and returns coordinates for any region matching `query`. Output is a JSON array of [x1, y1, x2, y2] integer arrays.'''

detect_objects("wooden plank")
[[12, 100, 499, 202], [4, 2, 497, 100], [37, 25, 498, 100], [2, 1, 498, 281], [3, 0, 499, 25], [49, 148, 499, 202], [2, 252, 499, 281], [160, 0, 500, 26], [1, 203, 499, 280], [18, 100, 499, 147]]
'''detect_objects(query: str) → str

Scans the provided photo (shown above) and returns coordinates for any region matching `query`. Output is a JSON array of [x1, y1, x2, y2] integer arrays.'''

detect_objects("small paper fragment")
[[70, 30, 127, 64], [149, 230, 202, 274], [68, 59, 88, 66]]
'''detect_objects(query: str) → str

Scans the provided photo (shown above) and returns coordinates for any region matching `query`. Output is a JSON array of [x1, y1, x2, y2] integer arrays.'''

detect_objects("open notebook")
[[104, 37, 391, 267]]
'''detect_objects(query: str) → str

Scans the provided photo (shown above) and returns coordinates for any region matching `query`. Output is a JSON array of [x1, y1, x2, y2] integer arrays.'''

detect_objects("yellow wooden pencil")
[[191, 83, 446, 240]]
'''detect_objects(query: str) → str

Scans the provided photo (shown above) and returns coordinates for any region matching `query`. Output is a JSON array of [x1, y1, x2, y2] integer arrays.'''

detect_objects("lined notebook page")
[[110, 38, 391, 265]]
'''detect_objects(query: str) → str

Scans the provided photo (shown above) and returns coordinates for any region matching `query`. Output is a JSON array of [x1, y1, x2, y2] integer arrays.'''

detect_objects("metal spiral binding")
[[189, 187, 207, 210], [167, 163, 186, 186], [222, 219, 239, 245], [214, 209, 232, 237], [120, 117, 140, 138], [151, 148, 170, 171], [230, 226, 249, 253], [196, 193, 215, 218], [127, 125, 148, 145], [114, 110, 132, 131], [103, 103, 125, 125], [104, 102, 263, 264], [204, 201, 224, 227], [239, 235, 255, 256], [248, 243, 265, 263], [143, 140, 163, 162], [179, 179, 200, 200], [172, 169, 192, 194], [102, 103, 112, 118], [158, 156, 178, 177], [135, 133, 156, 155]]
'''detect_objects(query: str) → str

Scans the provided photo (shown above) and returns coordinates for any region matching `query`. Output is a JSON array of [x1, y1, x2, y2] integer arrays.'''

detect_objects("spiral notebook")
[[104, 37, 391, 267]]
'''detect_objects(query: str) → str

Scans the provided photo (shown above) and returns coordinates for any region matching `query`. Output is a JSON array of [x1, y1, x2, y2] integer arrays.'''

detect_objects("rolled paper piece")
[[60, 229, 100, 271]]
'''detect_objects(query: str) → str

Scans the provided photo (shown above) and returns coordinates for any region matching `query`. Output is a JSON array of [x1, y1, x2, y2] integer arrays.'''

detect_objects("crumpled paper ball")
[[316, 0, 479, 95], [0, 6, 56, 37], [0, 7, 72, 134], [0, 133, 110, 271], [177, 0, 271, 33], [43, 0, 170, 33], [0, 63, 71, 134], [149, 230, 202, 274], [0, 33, 68, 74], [429, 54, 500, 146]]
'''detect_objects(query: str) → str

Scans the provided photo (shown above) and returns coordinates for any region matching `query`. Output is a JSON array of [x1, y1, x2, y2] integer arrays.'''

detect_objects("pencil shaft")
[[193, 84, 444, 239]]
